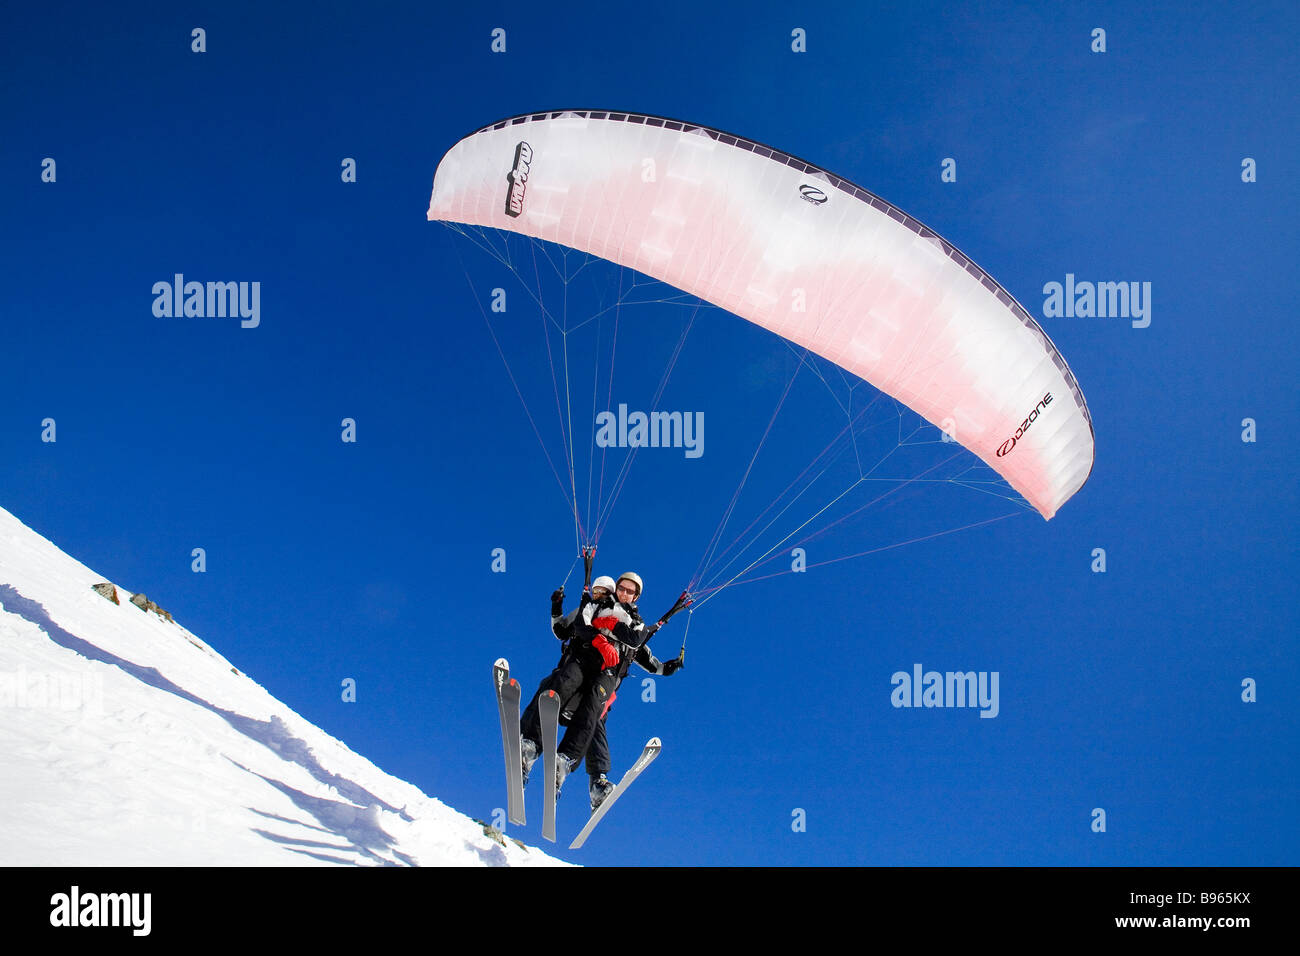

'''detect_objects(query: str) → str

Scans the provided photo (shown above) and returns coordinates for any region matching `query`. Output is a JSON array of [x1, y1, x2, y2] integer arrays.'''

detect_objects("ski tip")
[[545, 689, 557, 699], [494, 657, 509, 670], [647, 737, 662, 748]]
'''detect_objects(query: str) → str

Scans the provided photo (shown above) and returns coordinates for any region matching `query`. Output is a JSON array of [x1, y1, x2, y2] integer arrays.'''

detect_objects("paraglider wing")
[[428, 111, 1094, 519]]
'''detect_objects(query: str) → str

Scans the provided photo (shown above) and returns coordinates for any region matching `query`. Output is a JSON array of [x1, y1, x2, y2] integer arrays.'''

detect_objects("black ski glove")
[[550, 587, 565, 616], [662, 657, 683, 676]]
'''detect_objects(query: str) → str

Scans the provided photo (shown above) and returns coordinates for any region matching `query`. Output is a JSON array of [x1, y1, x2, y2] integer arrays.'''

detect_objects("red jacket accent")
[[600, 690, 618, 720]]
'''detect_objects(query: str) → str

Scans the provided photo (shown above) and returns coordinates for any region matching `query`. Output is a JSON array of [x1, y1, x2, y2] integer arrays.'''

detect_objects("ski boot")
[[555, 753, 577, 795], [589, 774, 615, 811], [521, 737, 540, 786]]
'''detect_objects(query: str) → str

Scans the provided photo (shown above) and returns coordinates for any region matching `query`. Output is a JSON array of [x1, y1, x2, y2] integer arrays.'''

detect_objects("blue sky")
[[2, 1, 1296, 865]]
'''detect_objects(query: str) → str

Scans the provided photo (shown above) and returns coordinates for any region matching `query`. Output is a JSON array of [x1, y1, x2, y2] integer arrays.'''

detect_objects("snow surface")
[[0, 504, 566, 867]]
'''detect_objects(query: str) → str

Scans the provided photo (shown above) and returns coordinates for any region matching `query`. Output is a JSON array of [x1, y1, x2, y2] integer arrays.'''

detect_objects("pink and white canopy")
[[428, 111, 1094, 519]]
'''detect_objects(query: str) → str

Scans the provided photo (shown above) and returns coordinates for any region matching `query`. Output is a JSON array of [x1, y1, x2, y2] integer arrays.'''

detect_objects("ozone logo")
[[504, 142, 533, 218], [799, 184, 828, 205], [997, 393, 1054, 457]]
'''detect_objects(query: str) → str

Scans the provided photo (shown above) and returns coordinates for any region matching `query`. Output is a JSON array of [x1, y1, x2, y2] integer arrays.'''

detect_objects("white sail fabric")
[[428, 111, 1094, 519]]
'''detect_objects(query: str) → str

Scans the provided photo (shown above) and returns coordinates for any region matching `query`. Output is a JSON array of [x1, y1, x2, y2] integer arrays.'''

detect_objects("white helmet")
[[616, 572, 643, 600], [590, 575, 617, 595]]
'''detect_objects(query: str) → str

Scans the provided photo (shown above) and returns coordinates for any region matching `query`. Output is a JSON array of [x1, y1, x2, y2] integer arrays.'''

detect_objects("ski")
[[569, 737, 662, 850], [539, 689, 561, 842], [493, 658, 526, 826]]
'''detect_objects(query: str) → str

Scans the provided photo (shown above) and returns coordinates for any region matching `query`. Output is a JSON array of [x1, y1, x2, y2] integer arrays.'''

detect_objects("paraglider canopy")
[[428, 110, 1093, 521], [431, 111, 1092, 522]]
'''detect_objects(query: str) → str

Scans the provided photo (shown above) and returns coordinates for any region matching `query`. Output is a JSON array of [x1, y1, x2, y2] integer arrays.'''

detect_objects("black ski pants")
[[520, 645, 618, 777]]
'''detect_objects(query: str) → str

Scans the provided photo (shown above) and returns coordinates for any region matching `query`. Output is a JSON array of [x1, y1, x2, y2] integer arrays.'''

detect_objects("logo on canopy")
[[799, 184, 828, 205], [505, 142, 533, 218]]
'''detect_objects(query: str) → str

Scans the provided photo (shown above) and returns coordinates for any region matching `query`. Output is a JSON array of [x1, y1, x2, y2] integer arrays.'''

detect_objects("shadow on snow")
[[0, 584, 434, 866]]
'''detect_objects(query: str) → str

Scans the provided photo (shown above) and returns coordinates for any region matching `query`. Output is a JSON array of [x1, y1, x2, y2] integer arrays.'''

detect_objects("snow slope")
[[0, 504, 565, 867]]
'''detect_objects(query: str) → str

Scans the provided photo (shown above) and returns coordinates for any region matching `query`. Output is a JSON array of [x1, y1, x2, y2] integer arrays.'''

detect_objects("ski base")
[[539, 689, 560, 842], [569, 737, 661, 850], [493, 658, 526, 826]]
